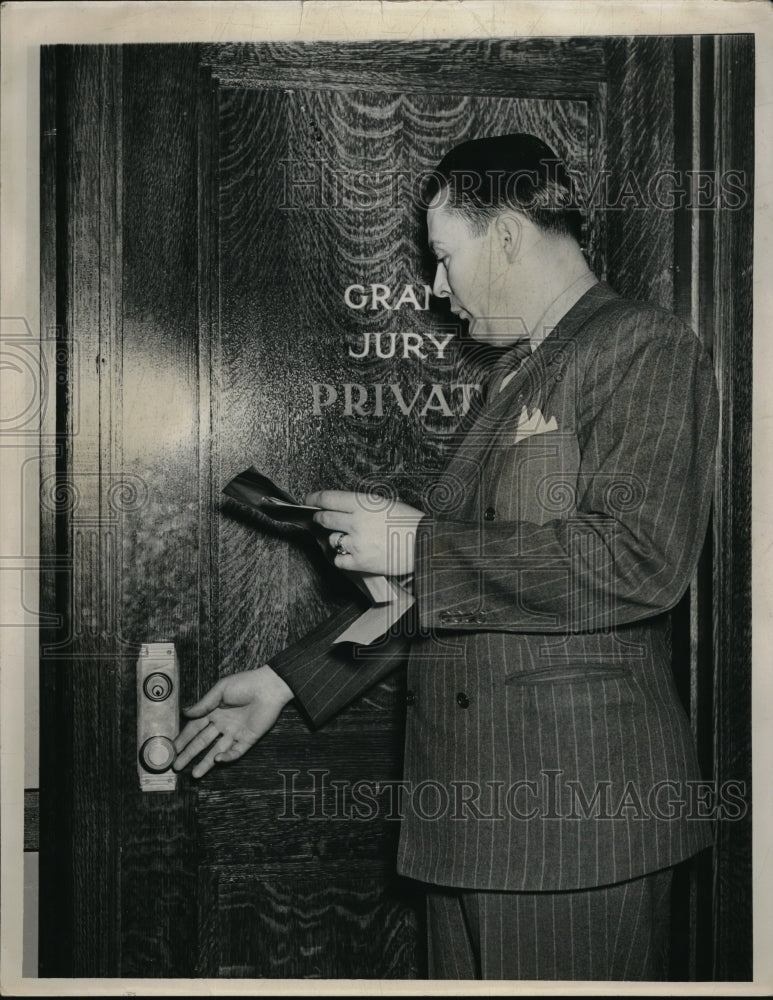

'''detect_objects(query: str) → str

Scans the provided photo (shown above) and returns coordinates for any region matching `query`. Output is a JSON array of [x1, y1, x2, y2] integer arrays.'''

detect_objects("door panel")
[[118, 44, 202, 978]]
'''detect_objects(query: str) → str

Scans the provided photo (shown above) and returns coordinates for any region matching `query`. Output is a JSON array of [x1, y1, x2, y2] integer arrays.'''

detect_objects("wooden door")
[[38, 37, 751, 980]]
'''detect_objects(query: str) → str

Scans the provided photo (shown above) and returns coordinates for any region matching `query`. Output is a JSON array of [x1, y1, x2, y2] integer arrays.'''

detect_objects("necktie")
[[486, 337, 532, 401], [454, 338, 532, 437]]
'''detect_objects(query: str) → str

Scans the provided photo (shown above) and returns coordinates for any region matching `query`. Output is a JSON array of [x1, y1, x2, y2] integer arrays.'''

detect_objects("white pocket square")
[[510, 406, 558, 444]]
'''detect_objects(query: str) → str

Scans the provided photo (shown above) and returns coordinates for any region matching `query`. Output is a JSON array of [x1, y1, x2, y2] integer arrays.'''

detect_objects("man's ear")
[[494, 211, 524, 261]]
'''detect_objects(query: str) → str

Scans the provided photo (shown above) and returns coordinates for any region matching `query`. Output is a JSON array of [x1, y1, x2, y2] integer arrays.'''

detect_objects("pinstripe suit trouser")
[[426, 866, 674, 981]]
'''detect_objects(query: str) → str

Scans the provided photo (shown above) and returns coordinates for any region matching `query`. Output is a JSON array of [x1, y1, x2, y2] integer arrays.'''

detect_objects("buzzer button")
[[139, 736, 176, 773]]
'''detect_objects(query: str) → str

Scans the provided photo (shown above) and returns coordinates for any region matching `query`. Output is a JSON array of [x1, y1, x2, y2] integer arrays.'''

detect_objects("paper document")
[[333, 573, 415, 645]]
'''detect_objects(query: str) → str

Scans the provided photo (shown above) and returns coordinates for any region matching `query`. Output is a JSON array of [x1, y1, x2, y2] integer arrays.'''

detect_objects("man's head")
[[424, 133, 585, 343]]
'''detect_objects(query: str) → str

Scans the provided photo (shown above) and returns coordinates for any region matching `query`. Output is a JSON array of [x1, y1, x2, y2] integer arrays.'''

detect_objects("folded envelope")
[[333, 573, 415, 645], [510, 406, 558, 444]]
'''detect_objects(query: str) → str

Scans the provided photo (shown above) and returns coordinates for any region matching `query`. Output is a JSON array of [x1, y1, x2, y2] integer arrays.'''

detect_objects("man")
[[174, 134, 718, 980]]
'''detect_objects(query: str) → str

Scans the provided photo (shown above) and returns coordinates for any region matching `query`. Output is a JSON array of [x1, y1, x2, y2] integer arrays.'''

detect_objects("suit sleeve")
[[266, 599, 413, 727], [413, 310, 719, 633]]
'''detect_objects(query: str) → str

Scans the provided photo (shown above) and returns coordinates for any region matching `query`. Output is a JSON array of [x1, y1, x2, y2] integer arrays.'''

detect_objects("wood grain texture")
[[604, 36, 676, 310], [39, 45, 124, 976], [202, 870, 423, 978], [663, 40, 708, 979], [118, 44, 202, 978], [203, 38, 606, 98], [38, 45, 74, 977], [198, 789, 401, 868], [198, 60, 222, 708], [710, 33, 753, 983]]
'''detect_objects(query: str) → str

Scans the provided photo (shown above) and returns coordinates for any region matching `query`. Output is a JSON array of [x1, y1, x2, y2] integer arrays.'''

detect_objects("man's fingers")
[[305, 489, 357, 512], [173, 720, 220, 771], [191, 734, 234, 779], [181, 679, 224, 718], [312, 510, 352, 532], [173, 716, 211, 754], [215, 738, 252, 764]]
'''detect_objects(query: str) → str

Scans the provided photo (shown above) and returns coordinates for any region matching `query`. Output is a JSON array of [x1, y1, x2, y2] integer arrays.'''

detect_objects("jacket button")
[[406, 690, 416, 706], [484, 507, 496, 521], [456, 692, 470, 708]]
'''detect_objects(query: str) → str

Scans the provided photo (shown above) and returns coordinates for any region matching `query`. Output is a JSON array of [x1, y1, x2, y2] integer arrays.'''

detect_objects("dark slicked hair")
[[424, 133, 583, 244]]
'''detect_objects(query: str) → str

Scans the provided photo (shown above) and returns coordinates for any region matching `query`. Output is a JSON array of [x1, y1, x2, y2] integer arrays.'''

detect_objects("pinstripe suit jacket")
[[269, 282, 719, 891]]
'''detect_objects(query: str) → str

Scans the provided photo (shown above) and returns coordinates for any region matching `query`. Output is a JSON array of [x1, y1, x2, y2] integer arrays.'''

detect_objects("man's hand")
[[173, 665, 293, 779], [306, 490, 425, 576]]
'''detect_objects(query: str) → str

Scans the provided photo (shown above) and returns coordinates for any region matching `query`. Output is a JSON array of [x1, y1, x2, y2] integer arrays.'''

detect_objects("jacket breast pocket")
[[491, 431, 580, 525]]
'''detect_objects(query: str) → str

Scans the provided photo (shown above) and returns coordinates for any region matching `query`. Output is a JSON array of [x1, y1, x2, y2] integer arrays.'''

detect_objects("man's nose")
[[432, 262, 451, 299]]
